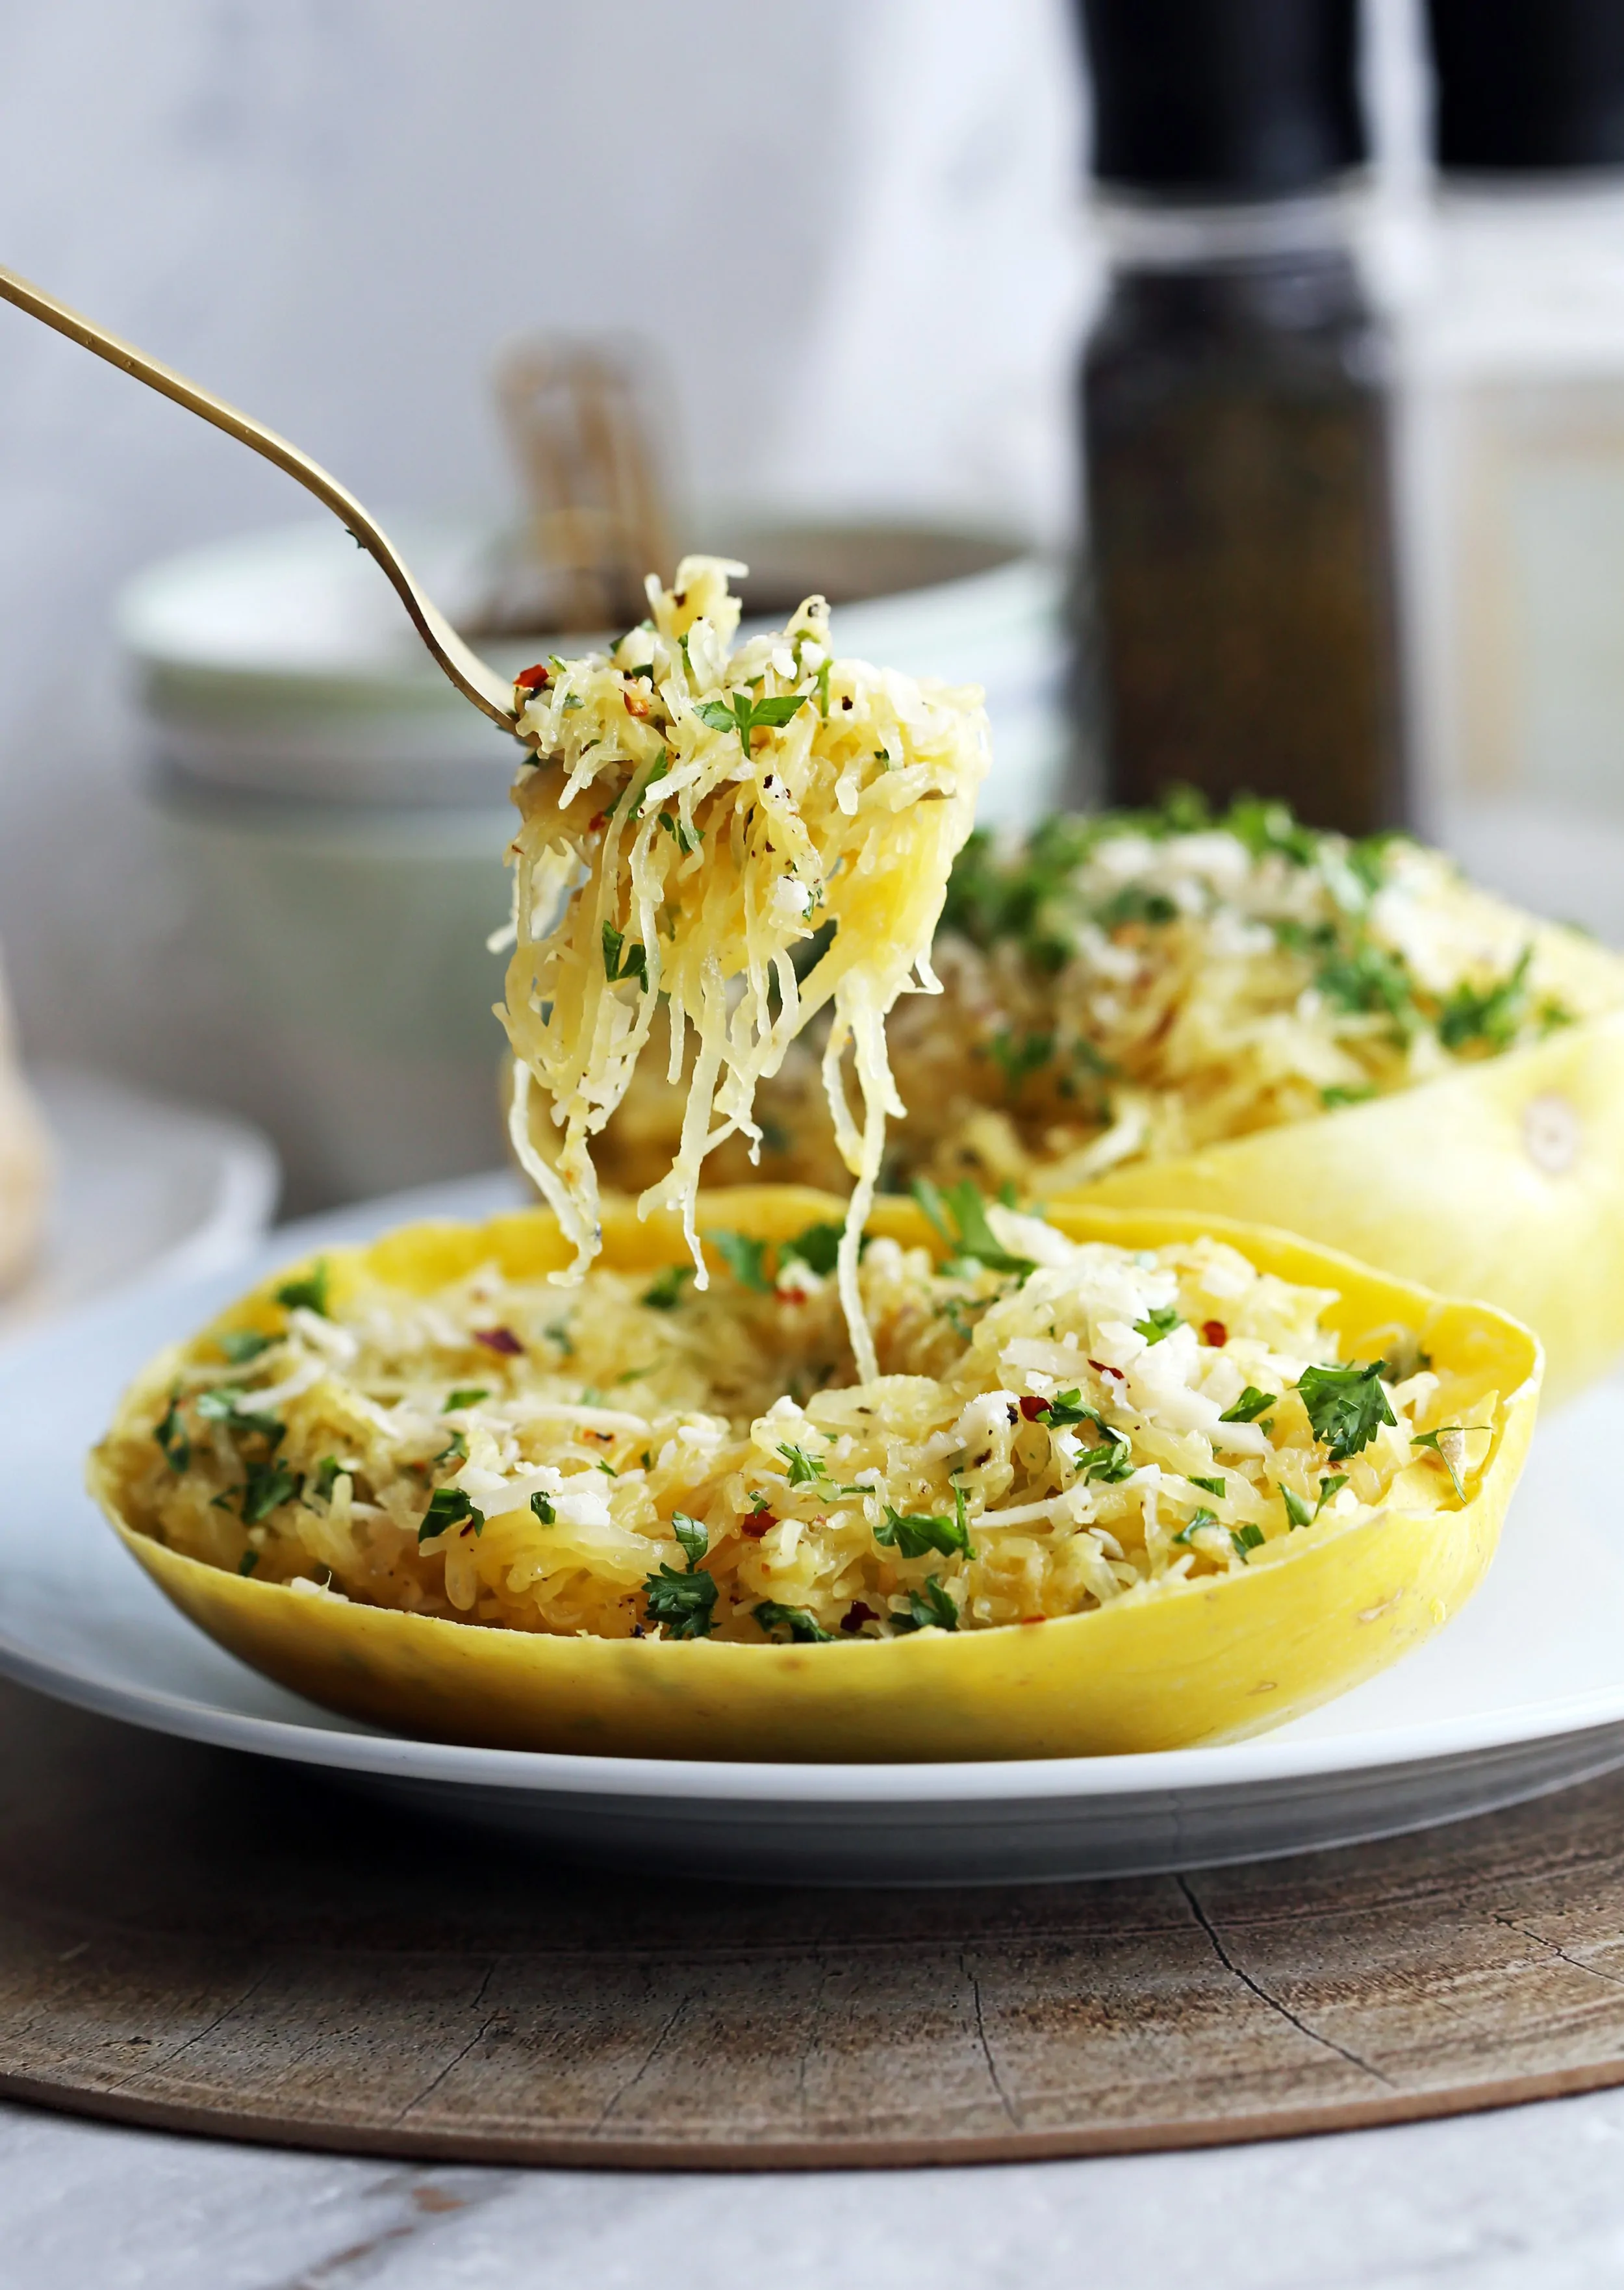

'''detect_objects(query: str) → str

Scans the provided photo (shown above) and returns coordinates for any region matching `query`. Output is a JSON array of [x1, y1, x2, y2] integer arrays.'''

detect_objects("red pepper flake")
[[586, 811, 609, 834], [623, 690, 650, 719], [741, 1507, 776, 1538], [1089, 1358, 1126, 1382], [1019, 1395, 1050, 1421], [780, 1284, 808, 1307], [841, 1601, 877, 1634], [1202, 1319, 1228, 1347], [1020, 1612, 1047, 1625], [474, 1327, 524, 1357], [514, 663, 551, 694]]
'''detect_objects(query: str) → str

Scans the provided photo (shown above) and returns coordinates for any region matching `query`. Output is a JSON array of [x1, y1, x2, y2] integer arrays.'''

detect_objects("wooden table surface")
[[1, 1675, 1623, 2168]]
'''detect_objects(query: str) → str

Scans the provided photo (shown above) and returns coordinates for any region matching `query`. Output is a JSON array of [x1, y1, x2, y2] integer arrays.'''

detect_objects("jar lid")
[[1428, 0, 1624, 175], [1074, 0, 1365, 200]]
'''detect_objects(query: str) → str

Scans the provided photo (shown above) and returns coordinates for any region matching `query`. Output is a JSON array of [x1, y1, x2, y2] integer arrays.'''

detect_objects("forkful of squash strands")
[[499, 557, 989, 1380]]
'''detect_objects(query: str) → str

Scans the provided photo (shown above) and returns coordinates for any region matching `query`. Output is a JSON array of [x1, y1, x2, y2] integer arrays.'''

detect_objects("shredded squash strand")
[[499, 557, 987, 1376]]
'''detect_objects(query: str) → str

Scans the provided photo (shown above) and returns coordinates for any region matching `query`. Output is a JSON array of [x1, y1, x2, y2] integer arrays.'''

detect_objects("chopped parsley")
[[312, 1457, 343, 1501], [1281, 1486, 1315, 1530], [196, 1386, 283, 1440], [530, 1491, 556, 1525], [1315, 939, 1415, 1024], [1321, 1084, 1377, 1110], [1438, 947, 1534, 1053], [1189, 1474, 1226, 1498], [889, 1575, 959, 1633], [274, 1260, 330, 1317], [1230, 1522, 1267, 1561], [601, 921, 648, 987], [1412, 1425, 1486, 1501], [1173, 1507, 1217, 1546], [754, 1600, 833, 1645], [238, 1549, 260, 1576], [240, 1460, 303, 1525], [1096, 883, 1177, 931], [656, 807, 702, 855], [989, 1028, 1054, 1097], [642, 1511, 716, 1638], [693, 689, 809, 752], [217, 1329, 273, 1364], [876, 1486, 974, 1561], [418, 1486, 484, 1543], [1296, 1361, 1395, 1461], [444, 1387, 489, 1412], [706, 1228, 770, 1291], [641, 1264, 693, 1311], [1219, 1386, 1277, 1424], [781, 1220, 843, 1277], [1134, 1304, 1182, 1346], [1078, 1434, 1136, 1483], [1028, 1388, 1104, 1431], [911, 1178, 1034, 1277], [155, 1393, 190, 1473], [776, 1442, 828, 1487]]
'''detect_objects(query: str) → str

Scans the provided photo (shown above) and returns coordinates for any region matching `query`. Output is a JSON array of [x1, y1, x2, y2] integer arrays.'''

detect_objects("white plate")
[[3, 1171, 1624, 1888], [0, 1066, 279, 1348]]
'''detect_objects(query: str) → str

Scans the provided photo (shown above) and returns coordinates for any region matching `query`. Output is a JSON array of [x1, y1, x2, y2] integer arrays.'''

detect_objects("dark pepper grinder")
[[1072, 0, 1409, 835]]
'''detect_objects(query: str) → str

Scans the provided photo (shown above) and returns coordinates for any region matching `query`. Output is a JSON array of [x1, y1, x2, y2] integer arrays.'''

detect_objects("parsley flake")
[[889, 1575, 959, 1634], [1296, 1361, 1396, 1461], [274, 1260, 330, 1317], [911, 1177, 1034, 1276], [601, 921, 648, 987], [781, 1221, 843, 1277], [1189, 1474, 1226, 1497], [754, 1600, 833, 1645], [1230, 1521, 1267, 1560], [155, 1393, 190, 1473], [445, 1387, 489, 1412], [1134, 1304, 1182, 1345], [530, 1492, 556, 1525], [217, 1329, 273, 1365], [1219, 1386, 1277, 1424], [706, 1228, 770, 1291], [875, 1486, 974, 1561], [641, 1264, 693, 1310], [776, 1442, 828, 1487], [418, 1486, 484, 1543], [693, 689, 809, 754]]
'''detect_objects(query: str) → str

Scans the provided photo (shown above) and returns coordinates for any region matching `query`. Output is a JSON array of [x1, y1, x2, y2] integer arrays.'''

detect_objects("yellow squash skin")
[[90, 1192, 1542, 1763], [1062, 1013, 1624, 1407]]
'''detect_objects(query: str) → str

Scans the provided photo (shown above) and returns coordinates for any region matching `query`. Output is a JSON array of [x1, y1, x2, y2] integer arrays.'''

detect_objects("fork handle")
[[0, 262, 519, 733]]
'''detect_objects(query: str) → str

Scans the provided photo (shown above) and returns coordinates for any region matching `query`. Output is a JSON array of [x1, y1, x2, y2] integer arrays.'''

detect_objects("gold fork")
[[0, 262, 519, 733]]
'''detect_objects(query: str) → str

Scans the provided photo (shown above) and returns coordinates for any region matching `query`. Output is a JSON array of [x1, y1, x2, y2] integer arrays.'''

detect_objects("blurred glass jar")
[[121, 516, 1064, 1210], [1406, 0, 1624, 938]]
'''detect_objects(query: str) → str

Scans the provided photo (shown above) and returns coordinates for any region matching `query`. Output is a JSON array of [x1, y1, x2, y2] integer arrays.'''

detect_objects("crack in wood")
[[1176, 1876, 1396, 2088], [590, 1992, 694, 2131], [1490, 1913, 1624, 1994], [390, 1960, 499, 2124], [961, 1950, 1021, 2128]]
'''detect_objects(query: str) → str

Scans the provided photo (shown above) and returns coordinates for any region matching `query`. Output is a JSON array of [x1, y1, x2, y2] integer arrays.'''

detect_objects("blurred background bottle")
[[1072, 0, 1408, 835], [1406, 0, 1624, 938]]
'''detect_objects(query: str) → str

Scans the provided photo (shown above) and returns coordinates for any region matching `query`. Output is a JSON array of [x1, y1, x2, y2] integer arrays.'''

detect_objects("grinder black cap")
[[1074, 0, 1365, 199], [1428, 0, 1624, 175]]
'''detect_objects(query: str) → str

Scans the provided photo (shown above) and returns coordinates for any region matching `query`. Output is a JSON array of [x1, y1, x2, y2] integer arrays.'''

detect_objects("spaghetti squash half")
[[594, 798, 1624, 1399], [90, 1191, 1539, 1761]]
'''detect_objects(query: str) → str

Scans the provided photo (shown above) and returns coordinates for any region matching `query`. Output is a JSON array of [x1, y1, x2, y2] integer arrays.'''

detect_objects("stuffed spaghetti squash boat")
[[594, 797, 1624, 1400], [90, 1189, 1540, 1761]]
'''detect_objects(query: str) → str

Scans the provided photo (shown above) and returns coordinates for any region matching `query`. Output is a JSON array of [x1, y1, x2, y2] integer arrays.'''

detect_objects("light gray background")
[[0, 0, 1427, 1118], [0, 0, 1086, 1112]]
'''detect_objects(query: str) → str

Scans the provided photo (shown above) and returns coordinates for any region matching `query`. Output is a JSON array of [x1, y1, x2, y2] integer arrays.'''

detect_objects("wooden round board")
[[4, 1675, 1624, 2168]]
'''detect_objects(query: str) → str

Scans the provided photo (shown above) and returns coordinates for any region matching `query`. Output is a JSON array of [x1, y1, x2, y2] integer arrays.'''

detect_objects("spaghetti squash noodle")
[[499, 557, 987, 1379]]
